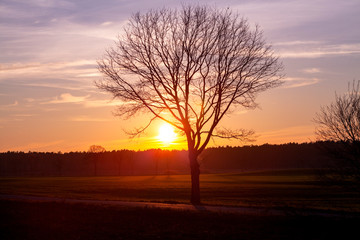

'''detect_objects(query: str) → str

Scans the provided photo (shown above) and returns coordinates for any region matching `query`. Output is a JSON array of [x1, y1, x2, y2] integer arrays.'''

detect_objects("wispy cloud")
[[12, 114, 34, 117], [278, 43, 360, 59], [302, 68, 321, 74], [0, 112, 35, 123], [257, 125, 316, 144], [0, 60, 98, 80], [2, 140, 65, 152], [0, 60, 101, 93], [82, 99, 125, 108], [283, 77, 320, 88], [18, 82, 94, 92], [273, 41, 323, 46], [68, 116, 112, 122], [41, 93, 124, 108], [44, 93, 89, 104], [0, 100, 19, 108], [101, 21, 113, 26]]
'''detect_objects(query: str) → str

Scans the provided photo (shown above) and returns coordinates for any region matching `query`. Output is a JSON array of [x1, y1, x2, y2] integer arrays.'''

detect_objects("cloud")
[[41, 93, 125, 108], [283, 77, 320, 89], [82, 99, 125, 108], [232, 0, 360, 33], [45, 93, 89, 104], [0, 100, 19, 108], [101, 21, 113, 26], [2, 140, 65, 152], [0, 60, 97, 77], [257, 125, 316, 144], [302, 68, 321, 74], [21, 82, 91, 91], [9, 100, 18, 106], [0, 60, 100, 91], [25, 0, 74, 8], [12, 114, 34, 117], [273, 41, 323, 46], [278, 43, 360, 59], [68, 116, 111, 122]]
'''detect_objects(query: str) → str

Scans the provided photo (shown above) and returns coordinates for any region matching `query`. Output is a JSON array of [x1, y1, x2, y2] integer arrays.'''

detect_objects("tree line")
[[0, 142, 332, 177]]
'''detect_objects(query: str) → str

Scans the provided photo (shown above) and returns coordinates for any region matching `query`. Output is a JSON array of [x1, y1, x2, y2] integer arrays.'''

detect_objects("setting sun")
[[157, 123, 177, 145]]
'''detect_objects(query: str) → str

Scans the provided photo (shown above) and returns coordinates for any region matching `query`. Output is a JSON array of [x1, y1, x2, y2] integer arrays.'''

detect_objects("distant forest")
[[0, 142, 333, 177]]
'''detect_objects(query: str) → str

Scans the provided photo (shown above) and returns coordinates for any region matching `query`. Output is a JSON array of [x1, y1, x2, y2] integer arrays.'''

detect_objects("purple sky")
[[1, 0, 360, 152]]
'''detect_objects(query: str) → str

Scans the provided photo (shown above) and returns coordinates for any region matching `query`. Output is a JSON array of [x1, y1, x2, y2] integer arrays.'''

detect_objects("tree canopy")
[[97, 5, 283, 152]]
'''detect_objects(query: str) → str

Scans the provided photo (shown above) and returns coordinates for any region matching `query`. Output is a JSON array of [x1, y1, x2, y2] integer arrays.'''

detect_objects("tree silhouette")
[[88, 145, 106, 153], [314, 81, 360, 185], [88, 145, 106, 176], [97, 5, 283, 204]]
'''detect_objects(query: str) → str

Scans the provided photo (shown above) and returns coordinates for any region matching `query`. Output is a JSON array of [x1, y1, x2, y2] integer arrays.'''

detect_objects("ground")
[[1, 199, 359, 240], [1, 170, 360, 239]]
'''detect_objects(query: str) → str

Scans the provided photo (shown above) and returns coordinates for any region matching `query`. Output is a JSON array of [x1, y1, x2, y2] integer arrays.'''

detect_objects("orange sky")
[[1, 0, 359, 152]]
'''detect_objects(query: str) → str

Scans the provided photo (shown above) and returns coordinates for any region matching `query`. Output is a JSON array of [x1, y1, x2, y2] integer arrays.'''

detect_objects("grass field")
[[1, 169, 359, 212]]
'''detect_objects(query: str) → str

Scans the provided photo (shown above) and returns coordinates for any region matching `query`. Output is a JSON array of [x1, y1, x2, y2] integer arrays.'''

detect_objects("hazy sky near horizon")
[[1, 0, 360, 152]]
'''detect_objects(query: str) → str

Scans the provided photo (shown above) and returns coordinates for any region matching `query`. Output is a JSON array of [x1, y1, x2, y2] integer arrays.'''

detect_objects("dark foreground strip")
[[0, 194, 356, 218]]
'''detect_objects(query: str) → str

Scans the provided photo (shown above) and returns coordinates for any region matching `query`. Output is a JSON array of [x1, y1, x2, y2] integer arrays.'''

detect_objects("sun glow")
[[157, 123, 177, 145]]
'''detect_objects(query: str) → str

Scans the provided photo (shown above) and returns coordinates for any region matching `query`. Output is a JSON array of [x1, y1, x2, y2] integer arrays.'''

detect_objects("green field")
[[1, 169, 359, 212]]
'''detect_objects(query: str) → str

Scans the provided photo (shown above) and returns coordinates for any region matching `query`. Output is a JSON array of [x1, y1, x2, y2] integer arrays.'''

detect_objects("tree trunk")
[[189, 151, 201, 205]]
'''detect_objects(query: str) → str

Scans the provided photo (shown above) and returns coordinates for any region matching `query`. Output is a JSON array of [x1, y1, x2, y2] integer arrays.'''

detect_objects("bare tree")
[[88, 145, 106, 176], [88, 145, 106, 153], [314, 81, 360, 185], [97, 5, 283, 204]]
